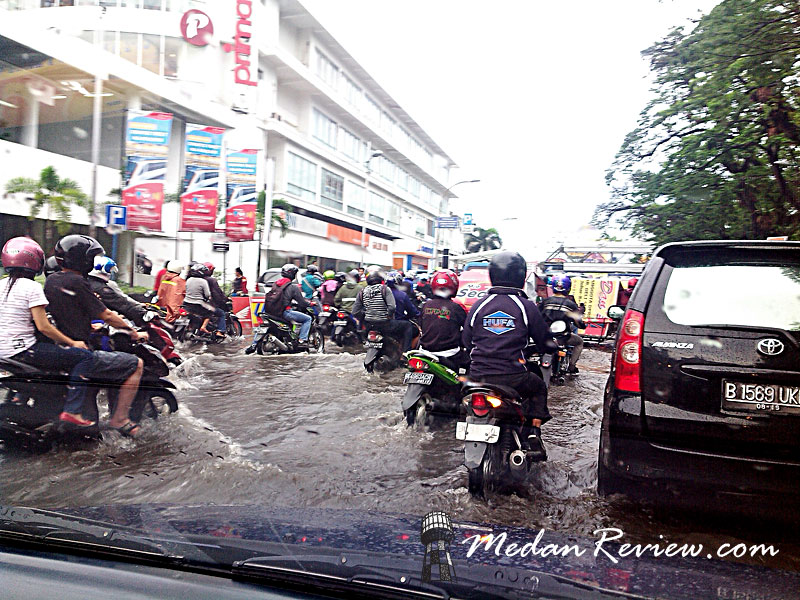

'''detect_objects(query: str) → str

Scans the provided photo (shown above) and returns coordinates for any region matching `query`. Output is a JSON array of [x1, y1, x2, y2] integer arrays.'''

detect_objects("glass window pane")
[[368, 191, 384, 225], [320, 168, 343, 210], [142, 0, 161, 8], [345, 181, 365, 217], [120, 32, 138, 65], [103, 30, 116, 54], [287, 152, 317, 202], [141, 34, 161, 74], [164, 36, 179, 77]]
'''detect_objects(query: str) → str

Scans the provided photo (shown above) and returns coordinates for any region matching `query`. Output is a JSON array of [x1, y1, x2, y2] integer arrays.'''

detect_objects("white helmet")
[[167, 260, 184, 274], [89, 256, 117, 280]]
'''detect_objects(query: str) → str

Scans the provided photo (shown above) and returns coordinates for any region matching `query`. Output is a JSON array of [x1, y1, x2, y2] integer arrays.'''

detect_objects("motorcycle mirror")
[[549, 320, 568, 334], [607, 305, 625, 320]]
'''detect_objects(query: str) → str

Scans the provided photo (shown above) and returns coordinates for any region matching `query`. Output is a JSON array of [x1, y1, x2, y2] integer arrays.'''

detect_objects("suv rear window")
[[663, 264, 800, 331]]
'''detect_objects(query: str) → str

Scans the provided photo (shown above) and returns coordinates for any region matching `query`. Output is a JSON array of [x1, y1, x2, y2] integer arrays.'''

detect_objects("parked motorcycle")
[[249, 305, 324, 355], [331, 310, 362, 347], [401, 349, 463, 427]]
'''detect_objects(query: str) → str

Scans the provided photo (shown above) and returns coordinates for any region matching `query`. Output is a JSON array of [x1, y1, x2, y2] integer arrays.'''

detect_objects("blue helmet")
[[552, 274, 572, 294]]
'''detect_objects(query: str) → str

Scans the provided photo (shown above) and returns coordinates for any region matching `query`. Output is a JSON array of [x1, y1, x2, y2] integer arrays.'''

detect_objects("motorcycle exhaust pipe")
[[271, 336, 290, 352], [509, 450, 527, 472]]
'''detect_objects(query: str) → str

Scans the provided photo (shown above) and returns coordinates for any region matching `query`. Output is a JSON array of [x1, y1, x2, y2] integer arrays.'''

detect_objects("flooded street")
[[2, 341, 799, 572]]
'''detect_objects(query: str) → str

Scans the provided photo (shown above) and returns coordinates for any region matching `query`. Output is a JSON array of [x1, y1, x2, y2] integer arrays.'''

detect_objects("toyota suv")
[[598, 240, 800, 511]]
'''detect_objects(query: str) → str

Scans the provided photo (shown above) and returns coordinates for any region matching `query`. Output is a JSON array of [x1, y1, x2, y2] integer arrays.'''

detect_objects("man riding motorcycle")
[[203, 262, 228, 330], [88, 257, 149, 327], [156, 260, 186, 323], [334, 269, 361, 316], [617, 276, 637, 307], [420, 270, 468, 372], [352, 270, 414, 353], [462, 252, 553, 461], [539, 274, 584, 374], [43, 234, 147, 437], [266, 264, 314, 349], [183, 263, 225, 339], [387, 274, 420, 323], [301, 264, 323, 300]]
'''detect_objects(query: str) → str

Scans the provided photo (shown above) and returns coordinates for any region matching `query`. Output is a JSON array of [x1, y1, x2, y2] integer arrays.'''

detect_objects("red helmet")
[[2, 237, 45, 274], [627, 277, 638, 289], [431, 269, 459, 298], [203, 261, 215, 274]]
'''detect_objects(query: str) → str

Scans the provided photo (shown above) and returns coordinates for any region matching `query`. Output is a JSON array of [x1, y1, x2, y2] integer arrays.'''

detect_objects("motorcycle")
[[141, 310, 183, 366], [547, 320, 575, 386], [0, 331, 178, 452], [317, 303, 336, 337], [401, 349, 464, 427], [331, 310, 362, 347], [363, 321, 420, 373], [174, 299, 242, 343], [249, 305, 324, 355]]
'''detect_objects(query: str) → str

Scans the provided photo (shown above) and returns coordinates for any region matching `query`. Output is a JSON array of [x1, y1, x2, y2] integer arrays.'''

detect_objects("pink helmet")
[[2, 237, 45, 274]]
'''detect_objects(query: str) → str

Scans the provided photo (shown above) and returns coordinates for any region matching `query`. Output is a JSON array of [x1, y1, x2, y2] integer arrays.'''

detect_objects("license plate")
[[333, 320, 348, 326], [455, 422, 500, 443], [365, 341, 383, 349], [404, 372, 434, 385], [721, 380, 800, 416], [254, 326, 268, 333]]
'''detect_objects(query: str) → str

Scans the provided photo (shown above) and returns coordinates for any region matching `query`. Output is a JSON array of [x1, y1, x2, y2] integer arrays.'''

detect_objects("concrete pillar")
[[21, 95, 39, 148]]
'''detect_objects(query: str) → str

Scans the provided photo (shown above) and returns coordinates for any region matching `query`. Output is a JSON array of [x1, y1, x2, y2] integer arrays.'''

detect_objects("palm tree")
[[5, 166, 88, 252], [464, 227, 502, 253], [256, 192, 291, 237]]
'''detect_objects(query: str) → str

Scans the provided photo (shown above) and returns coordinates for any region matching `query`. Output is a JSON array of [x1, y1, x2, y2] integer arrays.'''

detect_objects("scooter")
[[547, 320, 575, 385], [331, 310, 362, 347], [401, 349, 464, 427], [317, 303, 336, 337], [174, 299, 241, 343], [363, 321, 420, 373], [248, 305, 324, 355]]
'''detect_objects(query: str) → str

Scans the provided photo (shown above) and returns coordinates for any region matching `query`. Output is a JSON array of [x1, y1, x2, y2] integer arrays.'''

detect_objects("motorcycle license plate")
[[403, 372, 434, 385], [455, 422, 500, 443], [333, 320, 348, 326], [365, 341, 383, 348]]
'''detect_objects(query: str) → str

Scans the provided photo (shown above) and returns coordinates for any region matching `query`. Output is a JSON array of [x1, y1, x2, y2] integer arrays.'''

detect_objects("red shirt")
[[153, 268, 168, 292]]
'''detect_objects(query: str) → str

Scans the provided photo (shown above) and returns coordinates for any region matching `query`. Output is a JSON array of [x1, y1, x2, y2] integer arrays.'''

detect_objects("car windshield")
[[3, 1, 800, 599], [664, 265, 800, 331]]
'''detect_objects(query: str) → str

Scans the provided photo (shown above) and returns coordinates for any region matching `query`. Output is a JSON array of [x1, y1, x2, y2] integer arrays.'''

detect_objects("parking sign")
[[106, 204, 127, 229]]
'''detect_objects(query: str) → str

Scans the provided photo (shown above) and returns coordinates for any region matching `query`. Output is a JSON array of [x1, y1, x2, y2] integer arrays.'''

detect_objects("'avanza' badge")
[[483, 311, 515, 335]]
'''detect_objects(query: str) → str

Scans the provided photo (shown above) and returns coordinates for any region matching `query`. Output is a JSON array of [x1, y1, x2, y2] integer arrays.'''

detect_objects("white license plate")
[[333, 321, 348, 326], [721, 380, 800, 416], [365, 341, 383, 348], [455, 422, 500, 443], [404, 372, 434, 385]]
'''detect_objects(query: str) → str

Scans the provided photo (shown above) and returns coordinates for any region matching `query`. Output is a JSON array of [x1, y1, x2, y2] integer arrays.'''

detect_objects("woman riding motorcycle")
[[319, 270, 341, 305]]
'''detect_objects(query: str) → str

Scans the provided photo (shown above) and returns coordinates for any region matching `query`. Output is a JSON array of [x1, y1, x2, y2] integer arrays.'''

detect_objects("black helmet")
[[334, 271, 347, 284], [347, 269, 360, 283], [54, 234, 104, 275], [43, 256, 61, 278], [489, 251, 527, 289], [366, 271, 384, 286], [188, 262, 209, 278], [281, 264, 299, 280], [306, 264, 318, 274]]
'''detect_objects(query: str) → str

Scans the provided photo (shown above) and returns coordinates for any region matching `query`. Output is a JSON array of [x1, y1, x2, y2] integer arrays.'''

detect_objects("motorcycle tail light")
[[486, 395, 502, 408], [337, 312, 347, 319], [322, 304, 331, 311], [178, 308, 188, 316], [408, 358, 427, 372], [470, 394, 490, 417], [367, 331, 382, 342], [558, 350, 567, 357]]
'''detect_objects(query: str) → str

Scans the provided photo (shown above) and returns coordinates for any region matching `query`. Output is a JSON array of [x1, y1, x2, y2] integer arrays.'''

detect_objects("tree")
[[5, 166, 88, 251], [464, 227, 502, 253], [257, 192, 291, 237], [595, 0, 800, 245]]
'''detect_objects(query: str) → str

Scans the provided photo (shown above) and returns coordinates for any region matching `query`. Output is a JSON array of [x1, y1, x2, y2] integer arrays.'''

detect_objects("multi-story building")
[[0, 0, 460, 283]]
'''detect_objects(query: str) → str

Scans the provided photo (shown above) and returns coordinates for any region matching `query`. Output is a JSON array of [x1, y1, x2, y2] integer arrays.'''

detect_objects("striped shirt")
[[0, 277, 48, 358]]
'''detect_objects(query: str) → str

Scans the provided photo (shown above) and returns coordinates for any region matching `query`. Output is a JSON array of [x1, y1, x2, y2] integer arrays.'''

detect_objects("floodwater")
[[2, 341, 798, 572]]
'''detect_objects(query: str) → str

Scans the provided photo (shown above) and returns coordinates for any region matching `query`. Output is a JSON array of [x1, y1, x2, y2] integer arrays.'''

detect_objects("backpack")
[[263, 281, 290, 317]]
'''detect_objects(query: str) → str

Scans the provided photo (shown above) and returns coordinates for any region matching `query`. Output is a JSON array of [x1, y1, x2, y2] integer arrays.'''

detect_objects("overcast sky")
[[302, 0, 721, 257]]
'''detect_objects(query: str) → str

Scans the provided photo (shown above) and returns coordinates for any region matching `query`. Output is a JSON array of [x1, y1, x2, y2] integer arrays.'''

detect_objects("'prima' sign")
[[223, 0, 257, 87]]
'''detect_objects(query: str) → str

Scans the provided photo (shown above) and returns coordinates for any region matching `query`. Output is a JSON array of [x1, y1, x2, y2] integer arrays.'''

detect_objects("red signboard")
[[123, 183, 164, 230], [226, 203, 256, 241], [179, 191, 218, 232], [180, 10, 214, 46]]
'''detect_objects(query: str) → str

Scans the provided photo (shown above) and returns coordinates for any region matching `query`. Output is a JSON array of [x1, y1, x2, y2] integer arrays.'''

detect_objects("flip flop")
[[59, 412, 96, 428], [113, 421, 140, 438]]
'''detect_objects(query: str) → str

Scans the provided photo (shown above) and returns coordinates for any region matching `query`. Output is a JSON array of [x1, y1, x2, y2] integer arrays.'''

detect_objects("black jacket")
[[421, 297, 466, 352], [88, 277, 148, 327], [204, 276, 227, 309], [540, 295, 586, 329], [462, 286, 551, 377]]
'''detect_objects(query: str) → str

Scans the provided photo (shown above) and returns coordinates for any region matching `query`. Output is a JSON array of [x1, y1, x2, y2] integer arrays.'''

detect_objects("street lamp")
[[360, 149, 383, 267], [433, 179, 480, 270]]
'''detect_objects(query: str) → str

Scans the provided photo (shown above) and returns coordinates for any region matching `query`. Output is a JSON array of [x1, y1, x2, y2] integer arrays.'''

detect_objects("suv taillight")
[[614, 309, 644, 393]]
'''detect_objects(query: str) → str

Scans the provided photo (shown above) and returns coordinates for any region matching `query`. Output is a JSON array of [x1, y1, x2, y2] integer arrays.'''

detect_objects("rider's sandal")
[[59, 412, 96, 428], [113, 421, 140, 438]]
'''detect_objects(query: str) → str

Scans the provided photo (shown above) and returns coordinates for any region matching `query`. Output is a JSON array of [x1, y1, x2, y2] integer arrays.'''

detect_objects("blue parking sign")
[[106, 204, 127, 228]]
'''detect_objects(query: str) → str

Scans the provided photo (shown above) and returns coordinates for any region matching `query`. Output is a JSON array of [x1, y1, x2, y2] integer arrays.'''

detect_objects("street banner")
[[225, 149, 259, 241], [179, 123, 225, 232], [122, 110, 173, 230], [571, 278, 620, 336]]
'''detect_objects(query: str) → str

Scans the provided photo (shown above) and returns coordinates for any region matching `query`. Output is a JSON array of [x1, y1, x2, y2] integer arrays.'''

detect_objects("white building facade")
[[0, 0, 460, 284]]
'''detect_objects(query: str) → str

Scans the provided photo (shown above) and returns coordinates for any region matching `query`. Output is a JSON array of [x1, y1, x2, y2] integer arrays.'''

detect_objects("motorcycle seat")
[[0, 357, 68, 377], [462, 380, 522, 401]]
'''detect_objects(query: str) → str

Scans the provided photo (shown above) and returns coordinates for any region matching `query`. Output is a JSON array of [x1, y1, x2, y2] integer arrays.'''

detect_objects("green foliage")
[[258, 193, 291, 237], [595, 0, 800, 244], [464, 227, 502, 253]]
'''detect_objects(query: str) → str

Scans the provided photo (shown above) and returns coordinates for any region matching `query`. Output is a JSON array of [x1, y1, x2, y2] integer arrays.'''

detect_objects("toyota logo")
[[757, 338, 784, 356]]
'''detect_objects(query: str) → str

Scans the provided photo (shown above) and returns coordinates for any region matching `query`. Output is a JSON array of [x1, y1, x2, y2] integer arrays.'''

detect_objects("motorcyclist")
[[43, 234, 146, 437], [183, 263, 225, 339], [462, 251, 553, 460], [203, 261, 228, 312], [387, 274, 420, 322], [319, 270, 341, 305], [301, 264, 323, 300], [416, 276, 434, 299], [539, 274, 585, 374], [87, 257, 149, 327], [334, 269, 361, 316], [352, 270, 414, 352], [419, 270, 468, 372], [269, 264, 314, 348], [618, 276, 637, 307], [156, 260, 186, 323], [153, 260, 169, 292]]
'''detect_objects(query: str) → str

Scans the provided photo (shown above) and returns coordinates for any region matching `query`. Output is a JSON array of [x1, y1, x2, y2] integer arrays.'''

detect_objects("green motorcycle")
[[401, 349, 464, 427]]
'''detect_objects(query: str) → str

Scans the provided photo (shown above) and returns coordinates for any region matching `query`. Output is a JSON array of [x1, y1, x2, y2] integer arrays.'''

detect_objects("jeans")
[[283, 309, 312, 341], [213, 307, 226, 332], [13, 342, 94, 414]]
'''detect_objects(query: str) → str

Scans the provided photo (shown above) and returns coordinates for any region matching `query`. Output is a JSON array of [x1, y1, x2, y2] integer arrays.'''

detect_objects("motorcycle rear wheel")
[[227, 317, 243, 338], [468, 442, 500, 499], [145, 390, 179, 418], [404, 393, 431, 427]]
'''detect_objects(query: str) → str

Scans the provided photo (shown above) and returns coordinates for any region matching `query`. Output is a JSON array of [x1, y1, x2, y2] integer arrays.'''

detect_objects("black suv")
[[598, 240, 800, 510]]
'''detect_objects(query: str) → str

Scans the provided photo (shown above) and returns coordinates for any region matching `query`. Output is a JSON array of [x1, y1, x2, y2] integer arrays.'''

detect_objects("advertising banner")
[[179, 123, 225, 232], [571, 278, 620, 337], [225, 149, 259, 241], [122, 110, 173, 230]]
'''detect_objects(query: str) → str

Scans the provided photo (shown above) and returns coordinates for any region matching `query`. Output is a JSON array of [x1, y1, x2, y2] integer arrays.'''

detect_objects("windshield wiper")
[[0, 505, 203, 567], [688, 324, 800, 348], [233, 551, 644, 600]]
